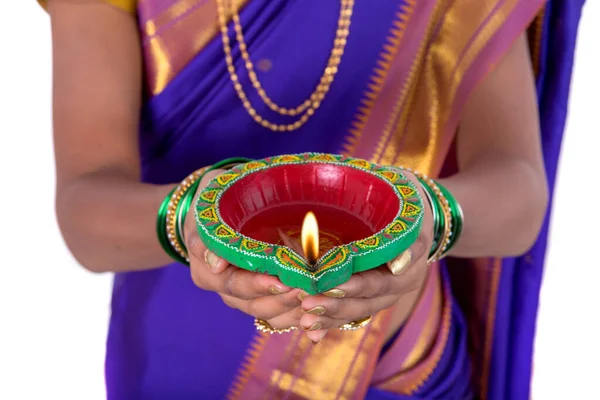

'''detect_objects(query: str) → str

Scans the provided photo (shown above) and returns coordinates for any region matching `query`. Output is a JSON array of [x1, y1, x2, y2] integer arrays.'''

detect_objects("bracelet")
[[398, 167, 463, 264], [157, 187, 184, 264], [162, 168, 210, 264], [211, 157, 253, 171], [157, 157, 253, 265], [418, 178, 442, 257], [436, 181, 464, 257], [176, 178, 202, 247], [416, 174, 452, 263]]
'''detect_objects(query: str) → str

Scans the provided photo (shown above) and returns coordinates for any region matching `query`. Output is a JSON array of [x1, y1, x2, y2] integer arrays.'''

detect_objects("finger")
[[339, 266, 426, 298], [265, 306, 304, 330], [301, 312, 346, 332], [331, 254, 428, 299], [387, 234, 428, 275], [220, 289, 302, 320], [305, 328, 329, 344], [190, 252, 291, 300], [328, 266, 394, 299], [301, 295, 398, 323], [187, 227, 229, 273]]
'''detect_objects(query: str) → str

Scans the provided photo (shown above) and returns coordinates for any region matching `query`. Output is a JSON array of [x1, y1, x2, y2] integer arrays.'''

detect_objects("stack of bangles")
[[406, 168, 465, 264], [156, 158, 251, 265], [156, 161, 464, 334]]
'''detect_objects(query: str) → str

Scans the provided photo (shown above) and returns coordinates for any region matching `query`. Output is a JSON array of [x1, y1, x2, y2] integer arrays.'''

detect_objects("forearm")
[[56, 171, 174, 273], [438, 153, 548, 258]]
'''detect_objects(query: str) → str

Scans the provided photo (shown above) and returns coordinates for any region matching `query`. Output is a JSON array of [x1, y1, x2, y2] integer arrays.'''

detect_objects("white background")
[[0, 2, 598, 399]]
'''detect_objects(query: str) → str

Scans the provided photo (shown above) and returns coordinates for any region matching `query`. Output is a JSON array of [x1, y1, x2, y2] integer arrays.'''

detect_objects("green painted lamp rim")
[[195, 153, 424, 294]]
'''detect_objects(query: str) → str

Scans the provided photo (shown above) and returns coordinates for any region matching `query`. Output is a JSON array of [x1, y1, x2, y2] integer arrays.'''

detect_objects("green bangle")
[[208, 157, 253, 171], [436, 181, 464, 256], [158, 158, 253, 266], [418, 177, 443, 257], [157, 187, 188, 264], [173, 158, 252, 255]]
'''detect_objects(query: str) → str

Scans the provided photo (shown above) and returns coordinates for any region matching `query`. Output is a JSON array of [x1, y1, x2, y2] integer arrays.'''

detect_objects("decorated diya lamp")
[[195, 153, 424, 295]]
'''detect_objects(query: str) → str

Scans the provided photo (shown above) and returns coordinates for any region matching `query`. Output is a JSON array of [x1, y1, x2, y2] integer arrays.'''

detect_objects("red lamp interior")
[[218, 164, 400, 248]]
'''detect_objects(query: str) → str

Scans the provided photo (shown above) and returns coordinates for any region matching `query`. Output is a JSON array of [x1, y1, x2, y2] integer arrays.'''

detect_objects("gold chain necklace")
[[216, 0, 354, 132]]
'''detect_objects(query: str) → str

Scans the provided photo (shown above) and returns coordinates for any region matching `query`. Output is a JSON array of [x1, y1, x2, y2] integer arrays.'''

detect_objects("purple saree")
[[101, 0, 585, 398]]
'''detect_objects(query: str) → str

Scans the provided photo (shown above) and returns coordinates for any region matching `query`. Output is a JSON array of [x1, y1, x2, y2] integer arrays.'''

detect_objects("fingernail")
[[306, 322, 323, 331], [324, 289, 346, 298], [269, 286, 288, 295], [310, 339, 319, 345], [388, 249, 412, 275], [204, 249, 219, 270], [297, 291, 308, 301], [305, 306, 326, 316]]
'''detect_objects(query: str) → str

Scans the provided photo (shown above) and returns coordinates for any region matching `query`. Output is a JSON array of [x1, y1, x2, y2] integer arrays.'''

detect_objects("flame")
[[301, 211, 320, 265]]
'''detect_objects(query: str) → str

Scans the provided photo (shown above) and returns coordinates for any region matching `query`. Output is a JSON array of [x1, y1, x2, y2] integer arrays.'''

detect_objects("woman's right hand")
[[183, 169, 304, 330]]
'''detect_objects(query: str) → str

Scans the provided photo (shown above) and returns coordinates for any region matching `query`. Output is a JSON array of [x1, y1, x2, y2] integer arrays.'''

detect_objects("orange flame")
[[301, 211, 320, 265]]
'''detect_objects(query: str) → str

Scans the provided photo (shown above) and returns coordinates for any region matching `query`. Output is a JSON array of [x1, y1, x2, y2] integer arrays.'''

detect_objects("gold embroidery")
[[340, 0, 418, 157], [375, 0, 447, 169], [266, 333, 311, 400], [528, 8, 546, 76], [37, 0, 137, 13], [142, 0, 249, 94], [400, 271, 442, 371], [403, 287, 452, 394], [384, 0, 508, 170], [376, 269, 451, 395], [480, 258, 502, 399], [226, 332, 271, 400], [269, 313, 390, 400]]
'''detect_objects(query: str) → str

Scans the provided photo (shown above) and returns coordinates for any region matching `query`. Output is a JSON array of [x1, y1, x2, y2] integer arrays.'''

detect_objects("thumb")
[[204, 249, 229, 274]]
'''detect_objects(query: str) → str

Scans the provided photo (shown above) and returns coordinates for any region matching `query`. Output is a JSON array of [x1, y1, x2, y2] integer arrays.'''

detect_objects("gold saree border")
[[385, 0, 511, 171], [227, 312, 393, 400], [139, 0, 248, 95], [273, 316, 390, 400], [226, 331, 271, 399], [372, 0, 446, 168], [377, 270, 451, 395], [37, 0, 137, 13], [528, 8, 546, 77], [339, 0, 418, 158], [480, 258, 502, 399]]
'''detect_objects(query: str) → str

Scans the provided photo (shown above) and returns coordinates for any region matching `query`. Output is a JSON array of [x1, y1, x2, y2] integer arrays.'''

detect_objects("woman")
[[41, 0, 584, 398]]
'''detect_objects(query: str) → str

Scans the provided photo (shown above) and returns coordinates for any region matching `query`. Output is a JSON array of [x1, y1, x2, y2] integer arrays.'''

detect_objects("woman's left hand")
[[299, 171, 434, 343]]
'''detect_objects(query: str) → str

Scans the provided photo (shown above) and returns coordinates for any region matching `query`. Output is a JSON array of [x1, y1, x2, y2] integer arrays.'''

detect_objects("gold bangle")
[[339, 316, 373, 331], [254, 319, 298, 334], [165, 167, 210, 261], [422, 177, 452, 263]]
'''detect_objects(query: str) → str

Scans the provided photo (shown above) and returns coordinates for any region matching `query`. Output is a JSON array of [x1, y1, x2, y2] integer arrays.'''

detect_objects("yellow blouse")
[[38, 0, 137, 14]]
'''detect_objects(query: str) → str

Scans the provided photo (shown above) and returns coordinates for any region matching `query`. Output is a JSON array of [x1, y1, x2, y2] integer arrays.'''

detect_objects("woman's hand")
[[299, 172, 434, 343], [183, 169, 304, 330]]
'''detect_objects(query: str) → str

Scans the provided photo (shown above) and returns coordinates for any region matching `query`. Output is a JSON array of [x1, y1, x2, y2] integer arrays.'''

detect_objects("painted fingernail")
[[204, 249, 219, 270], [307, 322, 323, 331], [268, 286, 288, 295], [324, 289, 346, 298], [305, 306, 326, 316], [388, 249, 412, 275], [298, 291, 308, 301]]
